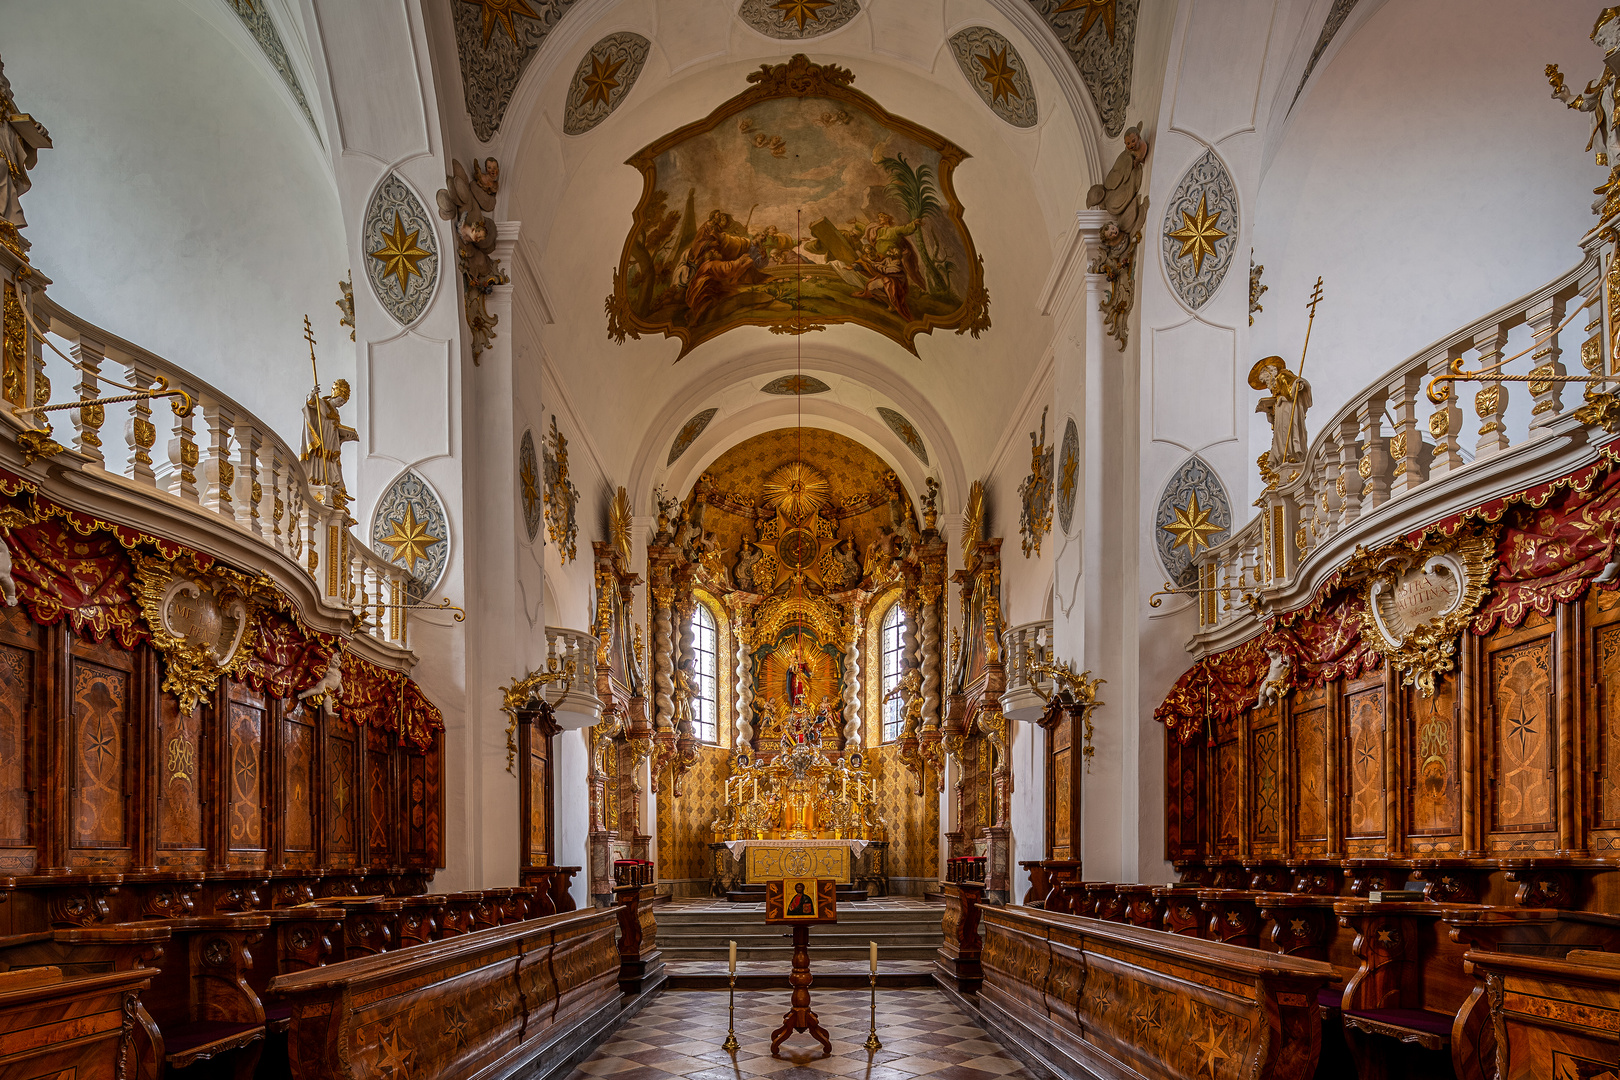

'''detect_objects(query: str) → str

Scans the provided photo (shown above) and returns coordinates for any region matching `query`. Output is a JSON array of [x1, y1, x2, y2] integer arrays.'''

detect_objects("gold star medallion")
[[1060, 450, 1078, 503], [380, 504, 436, 575], [1160, 491, 1223, 555], [1053, 0, 1117, 44], [1166, 194, 1228, 276], [973, 46, 1022, 105], [772, 0, 833, 31], [580, 50, 625, 110], [461, 0, 541, 48], [370, 211, 433, 296], [520, 454, 539, 515]]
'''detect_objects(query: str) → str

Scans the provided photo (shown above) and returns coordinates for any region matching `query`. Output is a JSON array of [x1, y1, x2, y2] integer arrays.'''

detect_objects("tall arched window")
[[691, 603, 719, 744], [880, 602, 907, 742]]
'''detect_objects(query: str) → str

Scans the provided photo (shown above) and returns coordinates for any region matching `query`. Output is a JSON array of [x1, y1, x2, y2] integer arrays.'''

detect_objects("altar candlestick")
[[730, 939, 737, 974]]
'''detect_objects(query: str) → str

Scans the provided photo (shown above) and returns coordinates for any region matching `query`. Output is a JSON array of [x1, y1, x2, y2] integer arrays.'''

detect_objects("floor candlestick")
[[723, 972, 740, 1051]]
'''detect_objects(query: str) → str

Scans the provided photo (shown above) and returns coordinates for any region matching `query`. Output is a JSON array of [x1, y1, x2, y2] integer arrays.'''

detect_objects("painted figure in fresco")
[[1549, 9, 1620, 212], [850, 213, 926, 320], [681, 211, 769, 321], [301, 379, 359, 505], [1249, 356, 1311, 476], [0, 57, 50, 243], [1086, 123, 1150, 237]]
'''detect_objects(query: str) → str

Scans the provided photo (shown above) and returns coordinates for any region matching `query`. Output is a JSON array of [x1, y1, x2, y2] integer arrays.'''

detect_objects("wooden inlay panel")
[[1490, 637, 1554, 832], [70, 661, 126, 849], [1346, 685, 1385, 838], [0, 643, 31, 848], [1253, 725, 1279, 842], [1598, 623, 1620, 827], [227, 702, 264, 851], [1409, 673, 1461, 836], [368, 747, 390, 863], [156, 695, 203, 853], [1215, 737, 1239, 847], [529, 746, 547, 859], [1052, 746, 1071, 852], [328, 735, 356, 859], [1294, 703, 1327, 840], [283, 710, 315, 852]]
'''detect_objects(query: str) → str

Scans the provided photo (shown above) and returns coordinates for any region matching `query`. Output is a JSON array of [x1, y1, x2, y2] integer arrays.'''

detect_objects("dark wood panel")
[[1345, 684, 1386, 839], [327, 720, 358, 865], [0, 640, 33, 854], [226, 699, 266, 860], [1408, 672, 1461, 839], [69, 657, 129, 856], [156, 694, 204, 861], [1294, 701, 1327, 841], [366, 728, 393, 866], [283, 708, 316, 855], [1252, 719, 1280, 844], [1488, 635, 1555, 835]]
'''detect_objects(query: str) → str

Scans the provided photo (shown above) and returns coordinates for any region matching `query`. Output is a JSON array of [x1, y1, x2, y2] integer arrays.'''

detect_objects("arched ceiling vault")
[[466, 0, 1123, 518]]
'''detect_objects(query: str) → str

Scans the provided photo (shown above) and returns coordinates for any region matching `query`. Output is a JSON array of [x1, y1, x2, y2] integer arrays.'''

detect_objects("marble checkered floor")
[[567, 988, 1041, 1080]]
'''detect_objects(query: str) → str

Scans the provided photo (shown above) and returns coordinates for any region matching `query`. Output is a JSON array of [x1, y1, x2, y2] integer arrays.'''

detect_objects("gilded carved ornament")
[[1017, 407, 1054, 558], [498, 658, 575, 774], [1349, 530, 1496, 697], [1031, 661, 1104, 772], [132, 555, 263, 714]]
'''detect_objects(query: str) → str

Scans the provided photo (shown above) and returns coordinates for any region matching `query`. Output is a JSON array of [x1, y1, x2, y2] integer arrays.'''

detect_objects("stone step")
[[662, 946, 941, 961]]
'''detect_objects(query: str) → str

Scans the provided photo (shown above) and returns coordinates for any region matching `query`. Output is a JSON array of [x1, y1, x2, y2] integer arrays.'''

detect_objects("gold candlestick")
[[722, 971, 741, 1052], [864, 969, 881, 1051]]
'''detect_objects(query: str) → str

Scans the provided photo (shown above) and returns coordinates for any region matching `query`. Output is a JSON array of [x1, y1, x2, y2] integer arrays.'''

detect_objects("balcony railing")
[[1186, 223, 1612, 650], [1000, 619, 1054, 722], [2, 247, 413, 652]]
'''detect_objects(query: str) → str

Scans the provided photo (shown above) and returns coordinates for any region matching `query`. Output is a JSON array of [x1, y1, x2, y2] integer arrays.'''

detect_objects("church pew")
[[398, 895, 446, 946], [937, 879, 985, 995], [978, 904, 1334, 1080], [1116, 884, 1160, 928], [245, 906, 347, 1036], [1459, 947, 1620, 1080], [1154, 885, 1205, 936], [613, 883, 666, 994], [1040, 860, 1082, 911], [1019, 860, 1049, 907], [1197, 889, 1263, 947], [0, 964, 155, 1078], [267, 907, 622, 1080]]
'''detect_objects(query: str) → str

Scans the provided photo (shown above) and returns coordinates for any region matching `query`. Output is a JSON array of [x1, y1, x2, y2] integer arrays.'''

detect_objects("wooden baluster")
[[203, 401, 235, 519], [235, 424, 264, 537], [1471, 326, 1510, 458], [1426, 350, 1465, 479], [1356, 389, 1391, 509], [124, 358, 158, 487], [391, 575, 406, 647], [166, 381, 201, 503], [1337, 415, 1362, 526], [1388, 370, 1423, 496], [69, 337, 106, 465], [1527, 294, 1569, 433]]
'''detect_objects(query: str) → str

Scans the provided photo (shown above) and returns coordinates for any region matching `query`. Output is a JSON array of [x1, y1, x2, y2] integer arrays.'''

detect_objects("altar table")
[[722, 840, 868, 884]]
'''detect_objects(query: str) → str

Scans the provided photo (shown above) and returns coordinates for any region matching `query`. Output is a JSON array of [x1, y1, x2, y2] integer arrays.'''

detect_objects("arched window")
[[691, 603, 719, 744], [880, 602, 907, 742]]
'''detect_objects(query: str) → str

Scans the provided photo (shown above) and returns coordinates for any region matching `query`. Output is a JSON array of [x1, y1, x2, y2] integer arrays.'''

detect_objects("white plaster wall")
[[1, 0, 352, 448], [1250, 0, 1599, 505]]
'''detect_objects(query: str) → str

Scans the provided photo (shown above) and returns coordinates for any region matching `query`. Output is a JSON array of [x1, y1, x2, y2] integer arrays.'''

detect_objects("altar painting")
[[606, 55, 989, 358]]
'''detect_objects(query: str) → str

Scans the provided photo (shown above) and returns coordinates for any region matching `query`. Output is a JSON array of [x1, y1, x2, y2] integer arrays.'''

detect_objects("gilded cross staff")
[[304, 314, 321, 395], [1278, 276, 1324, 451]]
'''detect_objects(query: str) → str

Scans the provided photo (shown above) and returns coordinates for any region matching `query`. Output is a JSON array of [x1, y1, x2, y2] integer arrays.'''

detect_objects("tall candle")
[[869, 940, 877, 974], [729, 939, 737, 974]]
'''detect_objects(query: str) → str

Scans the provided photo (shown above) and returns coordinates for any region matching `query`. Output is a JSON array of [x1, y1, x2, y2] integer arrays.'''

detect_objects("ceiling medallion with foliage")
[[1350, 529, 1497, 696], [133, 555, 264, 713]]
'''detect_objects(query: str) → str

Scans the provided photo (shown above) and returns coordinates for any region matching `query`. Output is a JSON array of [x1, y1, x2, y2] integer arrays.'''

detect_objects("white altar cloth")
[[722, 838, 870, 858]]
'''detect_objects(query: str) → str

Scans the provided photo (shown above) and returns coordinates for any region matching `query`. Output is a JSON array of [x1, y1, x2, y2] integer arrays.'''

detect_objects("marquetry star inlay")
[[1053, 0, 1117, 44], [1160, 491, 1223, 555], [1167, 195, 1228, 277], [772, 0, 833, 31], [375, 1024, 415, 1076], [580, 50, 626, 109], [369, 211, 433, 295], [1194, 1028, 1230, 1076], [380, 505, 435, 575], [974, 46, 1022, 105], [461, 0, 541, 48], [1506, 704, 1536, 751]]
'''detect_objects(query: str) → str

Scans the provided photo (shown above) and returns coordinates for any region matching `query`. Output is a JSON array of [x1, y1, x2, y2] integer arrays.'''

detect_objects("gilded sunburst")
[[762, 461, 831, 521], [1166, 195, 1228, 277], [973, 46, 1022, 105], [369, 211, 433, 295]]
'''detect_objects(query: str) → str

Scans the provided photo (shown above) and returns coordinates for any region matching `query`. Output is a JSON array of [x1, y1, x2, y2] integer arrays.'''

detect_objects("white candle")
[[729, 939, 737, 974], [869, 940, 877, 975]]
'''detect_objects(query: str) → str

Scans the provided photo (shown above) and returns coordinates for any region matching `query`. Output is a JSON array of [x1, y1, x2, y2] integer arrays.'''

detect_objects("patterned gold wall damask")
[[656, 746, 729, 885]]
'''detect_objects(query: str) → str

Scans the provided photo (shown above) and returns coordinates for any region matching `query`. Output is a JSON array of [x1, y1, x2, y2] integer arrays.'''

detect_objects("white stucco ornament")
[[1161, 149, 1239, 311]]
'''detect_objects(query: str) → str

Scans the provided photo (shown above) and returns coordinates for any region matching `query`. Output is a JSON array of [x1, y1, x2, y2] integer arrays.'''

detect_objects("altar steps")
[[659, 898, 943, 988], [724, 884, 868, 903]]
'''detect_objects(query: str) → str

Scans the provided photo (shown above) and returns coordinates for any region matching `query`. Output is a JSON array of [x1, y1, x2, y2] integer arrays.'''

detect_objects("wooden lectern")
[[764, 878, 838, 1056]]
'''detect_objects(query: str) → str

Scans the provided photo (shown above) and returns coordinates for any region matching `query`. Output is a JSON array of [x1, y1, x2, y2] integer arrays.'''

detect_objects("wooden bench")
[[1460, 947, 1620, 1080], [979, 904, 1334, 1080], [267, 907, 622, 1079], [936, 879, 984, 995], [0, 964, 154, 1078]]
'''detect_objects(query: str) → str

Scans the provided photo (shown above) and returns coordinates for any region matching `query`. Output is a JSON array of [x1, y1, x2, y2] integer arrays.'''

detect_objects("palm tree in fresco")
[[877, 152, 952, 299]]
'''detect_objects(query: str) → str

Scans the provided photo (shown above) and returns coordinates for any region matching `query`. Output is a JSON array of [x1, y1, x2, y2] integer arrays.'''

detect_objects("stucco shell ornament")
[[1154, 455, 1231, 589], [364, 173, 439, 327], [1161, 149, 1239, 311], [371, 470, 450, 603]]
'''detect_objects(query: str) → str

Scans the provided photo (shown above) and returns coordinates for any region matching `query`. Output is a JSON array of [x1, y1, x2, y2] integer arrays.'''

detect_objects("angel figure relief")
[[436, 157, 508, 361], [1086, 122, 1149, 349], [1549, 8, 1620, 215]]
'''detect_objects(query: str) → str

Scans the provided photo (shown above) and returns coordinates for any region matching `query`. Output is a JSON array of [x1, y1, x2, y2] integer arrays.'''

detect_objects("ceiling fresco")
[[604, 54, 990, 359]]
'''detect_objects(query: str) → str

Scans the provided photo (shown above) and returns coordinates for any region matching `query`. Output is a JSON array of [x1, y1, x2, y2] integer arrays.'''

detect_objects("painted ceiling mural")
[[605, 55, 990, 359], [1024, 0, 1140, 138], [948, 27, 1038, 129], [563, 32, 651, 136], [453, 0, 582, 141], [364, 173, 439, 326], [1161, 148, 1238, 312], [737, 0, 861, 40]]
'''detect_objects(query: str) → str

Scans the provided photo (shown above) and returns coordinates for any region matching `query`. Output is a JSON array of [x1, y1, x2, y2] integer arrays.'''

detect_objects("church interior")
[[0, 0, 1617, 1077]]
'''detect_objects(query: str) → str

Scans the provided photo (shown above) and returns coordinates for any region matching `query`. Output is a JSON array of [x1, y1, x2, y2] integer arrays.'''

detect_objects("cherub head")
[[477, 157, 500, 196], [1124, 124, 1148, 162]]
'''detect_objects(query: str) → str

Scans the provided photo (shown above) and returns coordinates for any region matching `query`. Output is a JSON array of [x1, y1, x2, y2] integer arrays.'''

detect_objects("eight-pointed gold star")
[[520, 454, 539, 513], [1060, 449, 1078, 504], [580, 50, 625, 109], [974, 46, 1022, 105], [461, 0, 541, 48], [1166, 194, 1228, 277], [1160, 491, 1223, 555], [370, 211, 433, 296], [1053, 0, 1117, 44], [380, 504, 436, 575], [773, 0, 833, 31]]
